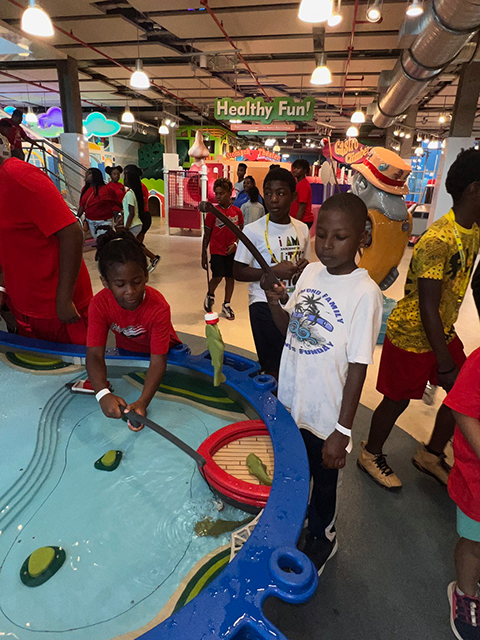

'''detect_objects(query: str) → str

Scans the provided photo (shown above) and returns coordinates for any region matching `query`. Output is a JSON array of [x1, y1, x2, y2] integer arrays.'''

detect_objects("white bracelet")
[[0, 286, 6, 294], [335, 422, 353, 454], [95, 388, 111, 402], [335, 422, 351, 437]]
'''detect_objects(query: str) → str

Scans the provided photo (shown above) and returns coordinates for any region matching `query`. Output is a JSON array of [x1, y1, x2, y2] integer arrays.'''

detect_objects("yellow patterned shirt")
[[386, 212, 479, 353]]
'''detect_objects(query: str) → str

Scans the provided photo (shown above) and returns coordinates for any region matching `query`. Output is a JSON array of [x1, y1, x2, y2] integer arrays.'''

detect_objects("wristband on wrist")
[[335, 422, 353, 454], [0, 286, 6, 294], [95, 388, 112, 402]]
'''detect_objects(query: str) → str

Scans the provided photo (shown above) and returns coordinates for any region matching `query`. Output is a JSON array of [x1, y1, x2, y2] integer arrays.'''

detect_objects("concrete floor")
[[83, 218, 472, 640]]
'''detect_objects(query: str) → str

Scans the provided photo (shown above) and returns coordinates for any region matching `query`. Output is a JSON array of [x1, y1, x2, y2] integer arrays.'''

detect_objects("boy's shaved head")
[[319, 192, 368, 234]]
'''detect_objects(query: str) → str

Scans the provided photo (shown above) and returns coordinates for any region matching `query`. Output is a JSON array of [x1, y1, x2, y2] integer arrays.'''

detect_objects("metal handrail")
[[32, 137, 88, 172]]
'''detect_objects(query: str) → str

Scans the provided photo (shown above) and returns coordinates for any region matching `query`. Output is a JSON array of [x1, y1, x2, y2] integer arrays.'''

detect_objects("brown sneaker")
[[357, 441, 403, 490], [412, 446, 450, 486]]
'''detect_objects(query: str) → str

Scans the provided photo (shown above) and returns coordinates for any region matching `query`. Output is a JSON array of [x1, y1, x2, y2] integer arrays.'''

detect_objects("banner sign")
[[332, 138, 371, 165], [225, 148, 282, 162], [230, 123, 297, 132], [215, 97, 315, 125]]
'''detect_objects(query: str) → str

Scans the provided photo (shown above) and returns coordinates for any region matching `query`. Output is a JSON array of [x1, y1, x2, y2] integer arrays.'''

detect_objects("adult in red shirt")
[[87, 229, 179, 429], [0, 157, 92, 344], [78, 168, 120, 241], [444, 348, 480, 638], [0, 109, 37, 160], [201, 178, 243, 321], [105, 165, 125, 221], [290, 158, 314, 228]]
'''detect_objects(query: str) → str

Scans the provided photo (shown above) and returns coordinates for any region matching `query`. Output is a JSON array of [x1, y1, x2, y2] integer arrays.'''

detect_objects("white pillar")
[[429, 137, 475, 224]]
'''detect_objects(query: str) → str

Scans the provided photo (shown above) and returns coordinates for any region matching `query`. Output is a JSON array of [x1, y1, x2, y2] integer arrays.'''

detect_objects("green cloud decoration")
[[83, 112, 121, 139]]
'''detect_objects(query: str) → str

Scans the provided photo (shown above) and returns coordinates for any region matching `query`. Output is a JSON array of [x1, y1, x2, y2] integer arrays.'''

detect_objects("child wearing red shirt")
[[202, 178, 243, 320], [78, 168, 120, 241], [290, 158, 314, 228], [87, 229, 179, 430], [105, 165, 125, 222], [444, 348, 480, 640]]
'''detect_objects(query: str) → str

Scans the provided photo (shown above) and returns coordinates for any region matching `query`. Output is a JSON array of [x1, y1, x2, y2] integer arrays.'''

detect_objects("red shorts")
[[377, 335, 467, 401], [13, 305, 89, 345]]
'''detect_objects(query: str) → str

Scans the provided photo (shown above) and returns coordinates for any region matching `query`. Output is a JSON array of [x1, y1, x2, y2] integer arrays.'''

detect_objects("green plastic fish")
[[205, 321, 226, 387], [194, 516, 253, 538], [246, 453, 272, 486]]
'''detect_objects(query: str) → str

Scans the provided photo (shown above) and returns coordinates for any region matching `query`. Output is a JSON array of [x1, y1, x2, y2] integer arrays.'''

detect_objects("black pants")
[[301, 429, 339, 543], [249, 302, 285, 376], [472, 260, 480, 318]]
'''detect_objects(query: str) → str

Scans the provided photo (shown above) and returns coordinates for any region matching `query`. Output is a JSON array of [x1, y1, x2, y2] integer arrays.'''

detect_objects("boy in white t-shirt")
[[265, 192, 383, 574], [234, 168, 311, 378]]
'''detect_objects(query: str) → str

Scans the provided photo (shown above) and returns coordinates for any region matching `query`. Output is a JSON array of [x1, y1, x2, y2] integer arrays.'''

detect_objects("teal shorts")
[[457, 507, 480, 542]]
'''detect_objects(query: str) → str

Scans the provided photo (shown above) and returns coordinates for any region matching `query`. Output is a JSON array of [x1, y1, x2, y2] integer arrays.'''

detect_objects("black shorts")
[[249, 302, 285, 376], [210, 253, 235, 278]]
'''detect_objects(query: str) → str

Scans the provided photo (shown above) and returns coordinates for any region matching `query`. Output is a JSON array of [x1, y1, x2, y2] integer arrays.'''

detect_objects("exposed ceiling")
[[0, 0, 478, 148]]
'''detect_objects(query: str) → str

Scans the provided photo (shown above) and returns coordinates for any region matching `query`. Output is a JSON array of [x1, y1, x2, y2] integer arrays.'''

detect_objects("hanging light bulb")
[[25, 107, 38, 125], [328, 0, 342, 26], [121, 105, 135, 124], [366, 0, 383, 23], [424, 134, 430, 143], [346, 125, 359, 137], [414, 145, 424, 156], [406, 0, 424, 17], [158, 122, 169, 135], [273, 144, 281, 152], [416, 133, 422, 142], [405, 132, 411, 139], [351, 109, 365, 124], [283, 138, 287, 143], [21, 0, 54, 37], [393, 129, 400, 136], [130, 59, 150, 90], [298, 0, 333, 23], [438, 113, 447, 124], [165, 118, 172, 126], [310, 52, 332, 86]]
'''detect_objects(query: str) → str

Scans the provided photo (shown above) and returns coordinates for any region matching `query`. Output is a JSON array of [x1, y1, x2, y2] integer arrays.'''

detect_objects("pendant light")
[[130, 59, 150, 90], [351, 94, 365, 124], [406, 0, 424, 17], [121, 105, 135, 124], [327, 0, 342, 26], [298, 0, 333, 23], [366, 0, 383, 23], [25, 107, 38, 125], [310, 52, 332, 86], [21, 0, 54, 37], [159, 122, 169, 135], [346, 125, 359, 137]]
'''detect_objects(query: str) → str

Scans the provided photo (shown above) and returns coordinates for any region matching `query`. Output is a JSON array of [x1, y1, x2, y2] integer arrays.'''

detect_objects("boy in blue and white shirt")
[[265, 192, 382, 574]]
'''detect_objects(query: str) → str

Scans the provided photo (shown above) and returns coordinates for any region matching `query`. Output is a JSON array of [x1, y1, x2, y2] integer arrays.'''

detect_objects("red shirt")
[[290, 177, 313, 223], [87, 286, 180, 355], [80, 184, 119, 221], [109, 181, 125, 212], [141, 183, 149, 213], [444, 347, 480, 521], [1, 119, 27, 150], [0, 158, 92, 318], [205, 205, 243, 256]]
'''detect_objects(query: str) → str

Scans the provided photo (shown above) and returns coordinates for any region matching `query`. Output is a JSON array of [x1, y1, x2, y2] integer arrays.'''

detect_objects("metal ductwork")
[[372, 0, 480, 129]]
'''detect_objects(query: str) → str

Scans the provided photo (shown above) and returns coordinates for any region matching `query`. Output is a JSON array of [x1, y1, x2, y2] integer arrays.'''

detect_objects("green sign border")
[[215, 97, 315, 125]]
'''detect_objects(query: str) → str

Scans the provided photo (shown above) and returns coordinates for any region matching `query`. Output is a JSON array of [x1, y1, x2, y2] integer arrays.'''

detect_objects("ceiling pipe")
[[199, 0, 270, 99], [339, 0, 361, 114], [372, 0, 480, 128]]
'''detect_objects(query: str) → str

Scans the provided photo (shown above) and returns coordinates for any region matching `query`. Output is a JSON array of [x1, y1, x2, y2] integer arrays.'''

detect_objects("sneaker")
[[302, 533, 338, 576], [448, 581, 480, 639], [204, 293, 215, 313], [412, 445, 450, 486], [357, 440, 403, 490], [148, 255, 161, 273], [221, 302, 235, 321]]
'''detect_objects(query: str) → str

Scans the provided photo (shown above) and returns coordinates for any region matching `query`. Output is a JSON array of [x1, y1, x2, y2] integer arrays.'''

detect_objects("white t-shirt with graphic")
[[278, 263, 382, 440], [234, 216, 312, 305]]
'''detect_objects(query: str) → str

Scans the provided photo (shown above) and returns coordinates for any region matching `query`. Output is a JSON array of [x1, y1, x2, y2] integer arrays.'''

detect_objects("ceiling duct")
[[372, 0, 480, 129]]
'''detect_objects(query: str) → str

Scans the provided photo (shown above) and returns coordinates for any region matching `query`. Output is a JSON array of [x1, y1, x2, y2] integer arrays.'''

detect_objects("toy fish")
[[205, 312, 226, 387], [246, 453, 272, 486], [195, 516, 253, 538]]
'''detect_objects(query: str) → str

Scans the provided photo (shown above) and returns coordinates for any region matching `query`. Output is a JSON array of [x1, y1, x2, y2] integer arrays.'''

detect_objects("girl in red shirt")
[[78, 168, 120, 241], [86, 229, 179, 430], [105, 165, 125, 223]]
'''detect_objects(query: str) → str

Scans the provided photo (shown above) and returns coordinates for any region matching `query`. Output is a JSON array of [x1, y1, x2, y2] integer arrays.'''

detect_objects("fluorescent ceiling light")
[[130, 59, 150, 90], [21, 0, 54, 37], [298, 0, 333, 23]]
